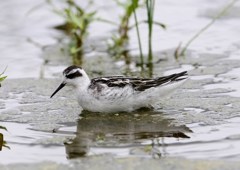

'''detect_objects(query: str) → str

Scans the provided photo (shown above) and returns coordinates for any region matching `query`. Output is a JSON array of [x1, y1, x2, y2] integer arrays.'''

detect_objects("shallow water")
[[0, 122, 66, 164], [2, 108, 240, 163], [1, 0, 240, 165]]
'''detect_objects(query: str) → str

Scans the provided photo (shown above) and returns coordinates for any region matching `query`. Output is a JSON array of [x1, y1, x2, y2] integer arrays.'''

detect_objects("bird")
[[50, 65, 188, 113]]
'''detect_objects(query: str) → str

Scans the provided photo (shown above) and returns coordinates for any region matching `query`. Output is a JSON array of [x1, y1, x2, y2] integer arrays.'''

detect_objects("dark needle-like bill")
[[50, 83, 66, 98]]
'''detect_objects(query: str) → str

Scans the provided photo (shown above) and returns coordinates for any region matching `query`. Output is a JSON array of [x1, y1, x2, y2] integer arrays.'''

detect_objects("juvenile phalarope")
[[50, 65, 188, 113]]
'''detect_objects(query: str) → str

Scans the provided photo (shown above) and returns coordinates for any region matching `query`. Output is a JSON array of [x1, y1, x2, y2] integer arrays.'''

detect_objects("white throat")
[[75, 77, 91, 92]]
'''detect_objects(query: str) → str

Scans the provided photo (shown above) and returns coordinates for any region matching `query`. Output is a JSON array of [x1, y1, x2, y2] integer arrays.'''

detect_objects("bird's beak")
[[50, 82, 66, 98]]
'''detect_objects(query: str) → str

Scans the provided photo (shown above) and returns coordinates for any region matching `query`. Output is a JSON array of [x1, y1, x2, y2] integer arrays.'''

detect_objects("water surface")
[[1, 0, 240, 164]]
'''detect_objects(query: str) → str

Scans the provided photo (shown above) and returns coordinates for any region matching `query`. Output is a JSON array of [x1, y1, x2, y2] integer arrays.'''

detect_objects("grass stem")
[[146, 0, 155, 64], [133, 0, 144, 69], [178, 0, 238, 57]]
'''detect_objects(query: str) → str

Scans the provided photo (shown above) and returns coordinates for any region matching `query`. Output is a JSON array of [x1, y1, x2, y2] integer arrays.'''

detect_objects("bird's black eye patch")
[[66, 71, 82, 79]]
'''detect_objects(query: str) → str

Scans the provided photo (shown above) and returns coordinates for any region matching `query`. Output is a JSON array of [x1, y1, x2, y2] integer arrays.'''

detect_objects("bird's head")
[[50, 65, 90, 98]]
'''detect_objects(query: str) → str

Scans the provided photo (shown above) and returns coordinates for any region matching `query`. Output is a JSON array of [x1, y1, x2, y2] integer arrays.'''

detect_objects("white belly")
[[76, 79, 186, 113]]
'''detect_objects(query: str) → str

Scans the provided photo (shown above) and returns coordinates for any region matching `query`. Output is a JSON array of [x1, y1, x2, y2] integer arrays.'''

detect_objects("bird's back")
[[83, 71, 188, 112], [89, 71, 187, 92]]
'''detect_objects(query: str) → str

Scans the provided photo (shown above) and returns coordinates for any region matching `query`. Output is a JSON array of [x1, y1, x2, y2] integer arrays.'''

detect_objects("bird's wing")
[[90, 71, 187, 92], [135, 71, 188, 91], [88, 76, 138, 100]]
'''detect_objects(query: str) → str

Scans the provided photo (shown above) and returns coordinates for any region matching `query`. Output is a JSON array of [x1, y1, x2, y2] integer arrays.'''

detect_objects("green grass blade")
[[0, 76, 7, 83]]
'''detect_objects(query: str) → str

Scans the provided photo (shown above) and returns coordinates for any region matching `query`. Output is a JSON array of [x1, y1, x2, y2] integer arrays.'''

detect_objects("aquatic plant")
[[132, 0, 143, 68], [0, 126, 9, 150], [48, 0, 164, 73], [132, 0, 165, 77], [175, 0, 238, 58], [0, 68, 9, 150], [49, 0, 97, 65], [146, 0, 155, 65], [110, 0, 165, 70], [0, 67, 7, 87], [108, 0, 142, 63]]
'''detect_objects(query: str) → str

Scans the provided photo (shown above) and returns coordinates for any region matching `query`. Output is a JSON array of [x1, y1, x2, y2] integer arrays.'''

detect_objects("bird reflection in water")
[[64, 109, 192, 159]]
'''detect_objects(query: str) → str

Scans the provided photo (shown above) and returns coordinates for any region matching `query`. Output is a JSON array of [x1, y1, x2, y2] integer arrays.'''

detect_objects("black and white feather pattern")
[[51, 65, 188, 112], [89, 71, 188, 92]]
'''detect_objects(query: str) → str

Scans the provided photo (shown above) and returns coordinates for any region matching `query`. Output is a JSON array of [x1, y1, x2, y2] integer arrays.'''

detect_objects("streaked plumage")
[[50, 65, 188, 113]]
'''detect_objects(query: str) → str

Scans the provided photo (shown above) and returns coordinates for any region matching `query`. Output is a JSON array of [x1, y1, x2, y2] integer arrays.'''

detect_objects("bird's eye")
[[66, 71, 82, 79]]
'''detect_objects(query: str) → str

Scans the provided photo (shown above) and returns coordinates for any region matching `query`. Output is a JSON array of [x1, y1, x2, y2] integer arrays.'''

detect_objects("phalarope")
[[50, 65, 188, 113]]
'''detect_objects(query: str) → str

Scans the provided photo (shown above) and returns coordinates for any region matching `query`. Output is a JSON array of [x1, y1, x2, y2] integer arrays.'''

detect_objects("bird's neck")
[[75, 77, 91, 92]]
